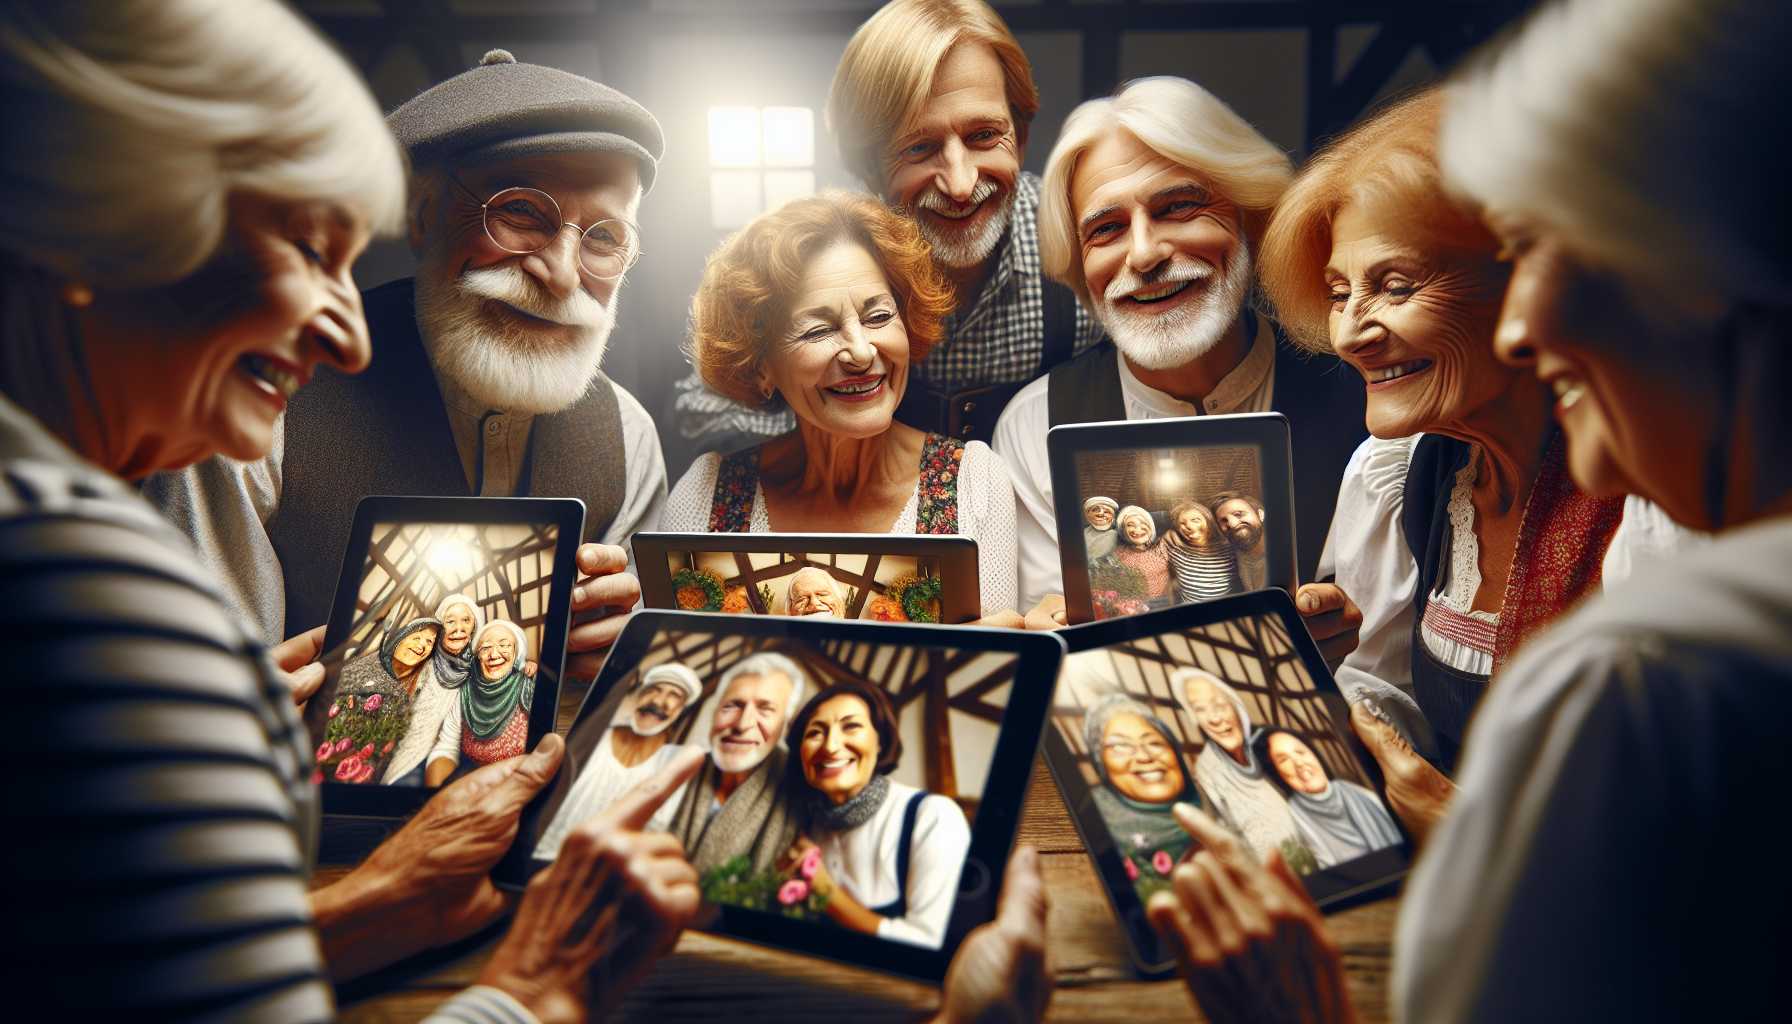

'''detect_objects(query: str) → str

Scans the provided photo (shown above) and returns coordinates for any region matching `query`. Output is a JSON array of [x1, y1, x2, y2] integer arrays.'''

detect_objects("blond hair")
[[1037, 77, 1292, 308], [827, 0, 1038, 190]]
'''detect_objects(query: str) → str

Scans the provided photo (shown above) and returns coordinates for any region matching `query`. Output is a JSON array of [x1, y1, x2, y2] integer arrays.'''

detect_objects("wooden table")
[[319, 757, 1399, 1023]]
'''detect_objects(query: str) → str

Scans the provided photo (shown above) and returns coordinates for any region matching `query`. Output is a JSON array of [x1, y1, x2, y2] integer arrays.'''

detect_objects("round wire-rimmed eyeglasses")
[[453, 174, 642, 280]]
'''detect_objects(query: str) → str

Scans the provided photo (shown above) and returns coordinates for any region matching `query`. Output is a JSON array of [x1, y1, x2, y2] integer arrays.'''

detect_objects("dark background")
[[295, 0, 1533, 481]]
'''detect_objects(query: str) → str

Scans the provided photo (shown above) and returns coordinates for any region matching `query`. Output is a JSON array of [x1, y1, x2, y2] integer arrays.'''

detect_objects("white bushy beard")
[[414, 260, 615, 414], [913, 177, 1012, 268], [1096, 240, 1253, 372], [712, 734, 774, 775]]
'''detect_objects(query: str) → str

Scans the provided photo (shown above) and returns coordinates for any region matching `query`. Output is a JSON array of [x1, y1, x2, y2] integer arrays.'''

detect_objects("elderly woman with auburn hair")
[[664, 191, 1021, 618], [1256, 89, 1689, 830]]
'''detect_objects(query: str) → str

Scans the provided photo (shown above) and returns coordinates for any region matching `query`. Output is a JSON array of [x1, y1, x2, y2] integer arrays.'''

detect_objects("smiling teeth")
[[242, 355, 301, 399], [1128, 281, 1191, 303], [1368, 360, 1430, 384], [829, 379, 880, 395], [1553, 378, 1586, 409]]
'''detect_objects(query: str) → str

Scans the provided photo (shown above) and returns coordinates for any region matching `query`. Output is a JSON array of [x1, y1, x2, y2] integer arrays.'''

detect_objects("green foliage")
[[1089, 560, 1147, 598], [318, 690, 407, 783], [699, 855, 830, 921], [1280, 838, 1321, 877], [757, 582, 776, 612]]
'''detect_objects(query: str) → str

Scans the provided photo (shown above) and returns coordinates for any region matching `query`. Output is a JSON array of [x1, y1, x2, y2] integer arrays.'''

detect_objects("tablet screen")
[[659, 547, 952, 622], [530, 623, 1023, 952], [309, 518, 566, 789]]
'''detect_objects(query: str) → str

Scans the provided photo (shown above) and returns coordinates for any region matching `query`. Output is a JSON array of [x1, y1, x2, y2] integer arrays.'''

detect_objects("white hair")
[[1441, 0, 1792, 311], [1038, 76, 1293, 309], [434, 593, 486, 630], [1116, 505, 1157, 545], [718, 650, 808, 716], [0, 0, 406, 288], [637, 661, 703, 705], [1170, 667, 1250, 733], [786, 566, 843, 605]]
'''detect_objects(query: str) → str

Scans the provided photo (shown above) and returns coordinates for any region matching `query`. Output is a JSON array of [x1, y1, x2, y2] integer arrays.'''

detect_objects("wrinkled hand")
[[272, 624, 328, 707], [974, 609, 1027, 629], [477, 747, 706, 1024], [1023, 594, 1068, 631], [934, 846, 1052, 1024], [358, 734, 565, 942], [566, 543, 642, 681], [1147, 804, 1356, 1024], [1294, 584, 1362, 670], [1349, 703, 1454, 847]]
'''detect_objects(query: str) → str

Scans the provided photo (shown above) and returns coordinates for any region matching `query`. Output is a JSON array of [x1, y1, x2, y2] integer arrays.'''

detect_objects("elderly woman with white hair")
[[1100, 505, 1174, 612], [383, 593, 485, 785], [427, 619, 534, 784], [1147, 1, 1792, 1021], [1173, 667, 1304, 864]]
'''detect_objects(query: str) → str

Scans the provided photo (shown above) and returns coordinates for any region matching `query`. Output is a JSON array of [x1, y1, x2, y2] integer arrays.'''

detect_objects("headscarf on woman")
[[462, 619, 532, 741], [1082, 693, 1198, 879], [324, 616, 442, 783], [428, 594, 484, 689]]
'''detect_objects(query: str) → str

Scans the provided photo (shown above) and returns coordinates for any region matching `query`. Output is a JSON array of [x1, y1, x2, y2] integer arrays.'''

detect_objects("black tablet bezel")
[[1047, 413, 1297, 625], [496, 610, 1065, 982], [632, 532, 984, 624], [305, 495, 585, 818], [1046, 589, 1411, 974]]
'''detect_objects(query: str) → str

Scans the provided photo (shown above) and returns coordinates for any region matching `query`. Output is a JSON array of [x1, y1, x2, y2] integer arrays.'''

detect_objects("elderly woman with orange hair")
[[1257, 89, 1689, 835], [664, 192, 1019, 616]]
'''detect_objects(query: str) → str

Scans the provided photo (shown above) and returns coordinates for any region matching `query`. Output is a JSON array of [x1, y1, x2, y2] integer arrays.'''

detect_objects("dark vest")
[[1045, 321, 1367, 585], [267, 278, 626, 636], [894, 278, 1079, 444], [1399, 434, 1481, 773]]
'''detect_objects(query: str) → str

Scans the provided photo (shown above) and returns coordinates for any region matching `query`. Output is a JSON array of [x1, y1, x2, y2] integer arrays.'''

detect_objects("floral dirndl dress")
[[707, 433, 965, 534]]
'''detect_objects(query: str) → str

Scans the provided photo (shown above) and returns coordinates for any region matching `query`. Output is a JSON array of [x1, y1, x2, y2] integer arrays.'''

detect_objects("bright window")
[[708, 105, 815, 230]]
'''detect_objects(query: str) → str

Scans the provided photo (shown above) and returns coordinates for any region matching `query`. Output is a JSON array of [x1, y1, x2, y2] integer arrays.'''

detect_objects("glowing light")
[[426, 537, 473, 577], [761, 106, 814, 167], [710, 170, 761, 230], [763, 169, 815, 208], [708, 106, 761, 168]]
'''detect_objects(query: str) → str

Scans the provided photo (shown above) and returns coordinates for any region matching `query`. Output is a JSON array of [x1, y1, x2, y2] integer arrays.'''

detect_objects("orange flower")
[[721, 586, 750, 613], [675, 586, 708, 610]]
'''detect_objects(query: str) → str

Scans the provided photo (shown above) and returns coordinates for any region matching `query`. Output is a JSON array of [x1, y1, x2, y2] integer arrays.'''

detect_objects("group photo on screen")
[[307, 520, 561, 789], [1072, 445, 1270, 619], [1054, 613, 1400, 901], [535, 628, 1019, 950], [663, 548, 947, 623]]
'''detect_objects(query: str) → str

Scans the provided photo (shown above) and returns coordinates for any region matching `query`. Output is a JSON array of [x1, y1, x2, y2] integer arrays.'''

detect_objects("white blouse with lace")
[[660, 439, 1019, 616]]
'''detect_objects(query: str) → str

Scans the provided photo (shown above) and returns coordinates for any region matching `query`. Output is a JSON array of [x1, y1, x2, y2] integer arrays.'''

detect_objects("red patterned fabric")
[[1492, 432, 1625, 672], [705, 434, 963, 534], [1422, 600, 1498, 654], [461, 704, 529, 766]]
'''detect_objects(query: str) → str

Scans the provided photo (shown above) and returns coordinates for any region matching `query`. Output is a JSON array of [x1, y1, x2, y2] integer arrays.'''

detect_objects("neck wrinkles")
[[1428, 375, 1555, 514], [765, 420, 917, 504]]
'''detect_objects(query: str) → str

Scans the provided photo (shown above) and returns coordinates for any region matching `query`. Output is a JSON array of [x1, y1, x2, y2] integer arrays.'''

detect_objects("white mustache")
[[1103, 257, 1213, 303], [458, 263, 608, 329], [917, 177, 1000, 215]]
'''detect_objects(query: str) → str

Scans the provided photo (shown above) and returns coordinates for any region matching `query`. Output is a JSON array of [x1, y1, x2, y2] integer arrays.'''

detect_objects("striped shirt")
[[1167, 543, 1239, 603], [0, 396, 531, 1023]]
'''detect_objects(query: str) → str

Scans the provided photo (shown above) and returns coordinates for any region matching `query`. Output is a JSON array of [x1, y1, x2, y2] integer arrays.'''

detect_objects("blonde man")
[[674, 0, 1103, 449], [993, 77, 1364, 658]]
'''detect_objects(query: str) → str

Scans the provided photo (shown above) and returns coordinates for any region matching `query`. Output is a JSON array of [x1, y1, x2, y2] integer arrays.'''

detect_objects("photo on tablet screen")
[[1054, 610, 1401, 903], [309, 519, 562, 789], [662, 549, 947, 622], [532, 626, 1018, 950]]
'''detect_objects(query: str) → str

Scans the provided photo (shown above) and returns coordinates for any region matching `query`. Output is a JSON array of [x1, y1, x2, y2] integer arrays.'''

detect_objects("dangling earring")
[[61, 282, 93, 308]]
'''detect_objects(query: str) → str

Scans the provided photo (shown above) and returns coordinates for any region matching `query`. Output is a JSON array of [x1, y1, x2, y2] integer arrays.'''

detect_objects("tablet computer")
[[1048, 413, 1296, 625], [301, 496, 584, 817], [1044, 590, 1410, 974], [498, 610, 1063, 981], [633, 532, 983, 624]]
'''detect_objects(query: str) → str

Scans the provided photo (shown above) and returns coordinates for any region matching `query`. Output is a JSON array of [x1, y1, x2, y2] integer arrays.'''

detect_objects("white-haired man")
[[786, 566, 846, 618], [994, 77, 1365, 659], [666, 651, 808, 875], [145, 51, 665, 679], [674, 0, 1104, 449], [536, 662, 703, 858]]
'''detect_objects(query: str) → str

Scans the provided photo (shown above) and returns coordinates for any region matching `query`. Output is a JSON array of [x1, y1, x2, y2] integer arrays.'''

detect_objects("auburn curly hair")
[[689, 190, 955, 409]]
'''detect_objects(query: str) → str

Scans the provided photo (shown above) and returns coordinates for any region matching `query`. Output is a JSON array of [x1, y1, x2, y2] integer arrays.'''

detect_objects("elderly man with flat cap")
[[148, 51, 666, 678]]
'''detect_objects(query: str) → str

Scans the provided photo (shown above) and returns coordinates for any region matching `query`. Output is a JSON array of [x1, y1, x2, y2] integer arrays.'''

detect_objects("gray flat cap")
[[388, 49, 664, 192]]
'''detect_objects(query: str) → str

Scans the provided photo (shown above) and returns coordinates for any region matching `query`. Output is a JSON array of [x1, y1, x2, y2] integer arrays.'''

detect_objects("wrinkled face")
[[1214, 499, 1262, 549], [1490, 228, 1719, 523], [477, 631, 517, 680], [762, 241, 908, 440], [1072, 129, 1251, 371], [787, 569, 844, 618], [1176, 508, 1211, 546], [799, 694, 880, 803], [1268, 732, 1328, 795], [710, 671, 795, 774], [629, 679, 692, 738], [1085, 504, 1115, 529], [440, 604, 475, 655], [1100, 712, 1184, 804], [883, 42, 1020, 269], [1325, 201, 1516, 439], [76, 192, 374, 477], [393, 628, 438, 671], [1121, 513, 1153, 544], [1186, 678, 1243, 752], [413, 151, 641, 415]]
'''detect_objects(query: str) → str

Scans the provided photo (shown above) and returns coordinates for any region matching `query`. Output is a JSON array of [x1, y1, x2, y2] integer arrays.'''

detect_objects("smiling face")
[[1176, 507, 1212, 546], [392, 627, 438, 672], [1325, 201, 1517, 439], [799, 694, 880, 804], [1121, 512, 1154, 545], [762, 240, 908, 440], [710, 671, 796, 775], [629, 680, 692, 738], [1099, 712, 1184, 805], [477, 631, 517, 680], [1213, 498, 1263, 550], [883, 42, 1020, 269], [1072, 129, 1251, 371], [413, 151, 641, 414], [1085, 504, 1115, 530], [75, 192, 374, 476], [1267, 732, 1329, 795], [1186, 677, 1244, 753], [786, 568, 844, 618], [440, 604, 475, 656]]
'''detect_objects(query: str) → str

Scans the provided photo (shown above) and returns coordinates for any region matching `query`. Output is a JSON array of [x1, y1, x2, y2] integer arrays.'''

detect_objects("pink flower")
[[310, 769, 325, 785], [357, 744, 375, 759], [315, 741, 333, 761], [334, 737, 352, 754], [327, 702, 340, 719], [798, 847, 822, 881], [333, 755, 364, 781], [364, 693, 383, 712], [382, 741, 395, 755], [349, 760, 375, 784], [1124, 858, 1140, 881], [1152, 851, 1174, 876], [777, 879, 810, 906]]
